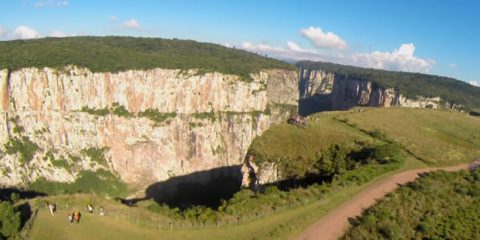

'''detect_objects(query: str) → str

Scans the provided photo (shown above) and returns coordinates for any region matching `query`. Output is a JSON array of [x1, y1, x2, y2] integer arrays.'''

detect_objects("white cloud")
[[109, 16, 117, 21], [49, 30, 68, 37], [287, 41, 317, 54], [348, 43, 434, 72], [300, 26, 348, 50], [470, 81, 479, 87], [449, 63, 457, 68], [13, 26, 40, 39], [242, 41, 323, 61], [241, 41, 434, 73], [35, 0, 69, 7], [223, 42, 233, 48], [122, 19, 141, 30], [0, 27, 5, 38]]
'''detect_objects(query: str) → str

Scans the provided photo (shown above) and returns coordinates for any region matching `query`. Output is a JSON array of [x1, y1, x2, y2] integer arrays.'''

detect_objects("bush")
[[4, 136, 38, 164], [0, 201, 21, 239], [82, 147, 108, 166], [138, 109, 176, 124], [28, 170, 128, 197]]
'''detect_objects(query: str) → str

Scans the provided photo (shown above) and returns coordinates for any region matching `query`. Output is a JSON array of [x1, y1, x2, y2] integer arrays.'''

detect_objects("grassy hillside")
[[343, 169, 480, 240], [249, 108, 480, 177], [298, 61, 480, 110], [0, 36, 294, 80]]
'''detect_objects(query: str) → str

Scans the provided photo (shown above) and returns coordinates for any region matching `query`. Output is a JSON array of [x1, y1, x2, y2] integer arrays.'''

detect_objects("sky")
[[0, 0, 479, 86]]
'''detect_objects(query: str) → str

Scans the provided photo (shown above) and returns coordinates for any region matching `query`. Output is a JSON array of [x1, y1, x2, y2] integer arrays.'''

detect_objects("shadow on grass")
[[122, 165, 243, 210], [0, 188, 47, 201]]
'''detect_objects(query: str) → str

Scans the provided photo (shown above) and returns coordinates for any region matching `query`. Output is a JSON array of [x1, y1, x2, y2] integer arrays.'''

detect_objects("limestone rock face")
[[299, 68, 446, 111], [0, 67, 298, 188]]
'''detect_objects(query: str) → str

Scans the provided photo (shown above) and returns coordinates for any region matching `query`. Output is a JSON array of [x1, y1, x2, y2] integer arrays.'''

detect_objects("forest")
[[0, 36, 294, 81]]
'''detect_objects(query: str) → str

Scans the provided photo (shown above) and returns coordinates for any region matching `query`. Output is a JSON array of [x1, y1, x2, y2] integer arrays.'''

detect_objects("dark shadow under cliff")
[[299, 94, 332, 116], [0, 188, 47, 201], [125, 165, 243, 210]]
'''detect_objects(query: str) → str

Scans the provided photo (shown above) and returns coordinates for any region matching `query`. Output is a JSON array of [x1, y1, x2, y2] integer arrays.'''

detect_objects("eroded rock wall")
[[299, 68, 445, 112], [0, 67, 298, 188]]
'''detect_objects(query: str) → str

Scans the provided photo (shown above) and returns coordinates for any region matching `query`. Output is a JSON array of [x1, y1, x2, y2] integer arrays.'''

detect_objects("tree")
[[0, 201, 21, 239]]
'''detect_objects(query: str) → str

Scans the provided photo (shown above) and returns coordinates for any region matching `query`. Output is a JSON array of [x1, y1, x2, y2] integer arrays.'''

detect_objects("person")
[[68, 212, 74, 224], [99, 206, 105, 216], [74, 211, 81, 223], [87, 204, 94, 214], [48, 203, 56, 216]]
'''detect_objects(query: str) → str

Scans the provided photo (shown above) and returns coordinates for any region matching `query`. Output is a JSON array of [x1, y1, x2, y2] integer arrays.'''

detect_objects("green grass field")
[[251, 108, 480, 168], [339, 108, 480, 165], [24, 108, 480, 239]]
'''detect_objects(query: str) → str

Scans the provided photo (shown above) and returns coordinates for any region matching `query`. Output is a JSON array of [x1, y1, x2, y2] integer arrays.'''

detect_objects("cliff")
[[0, 66, 298, 189], [298, 68, 446, 115]]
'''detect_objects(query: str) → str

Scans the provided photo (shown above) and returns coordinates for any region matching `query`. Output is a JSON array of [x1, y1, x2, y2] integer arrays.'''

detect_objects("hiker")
[[74, 211, 81, 223], [48, 203, 56, 216], [99, 206, 105, 216], [68, 212, 74, 224], [87, 204, 94, 214]]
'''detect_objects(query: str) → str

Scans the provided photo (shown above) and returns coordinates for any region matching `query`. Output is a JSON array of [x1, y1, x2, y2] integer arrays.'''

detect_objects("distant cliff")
[[298, 68, 446, 115], [0, 66, 298, 188], [297, 61, 480, 115]]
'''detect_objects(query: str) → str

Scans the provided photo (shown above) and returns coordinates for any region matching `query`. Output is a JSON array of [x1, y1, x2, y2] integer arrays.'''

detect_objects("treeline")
[[0, 36, 294, 81], [145, 143, 404, 226], [298, 61, 480, 110], [343, 168, 480, 239]]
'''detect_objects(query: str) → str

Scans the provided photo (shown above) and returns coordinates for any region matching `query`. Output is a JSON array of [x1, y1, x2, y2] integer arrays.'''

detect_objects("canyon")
[[0, 65, 457, 193]]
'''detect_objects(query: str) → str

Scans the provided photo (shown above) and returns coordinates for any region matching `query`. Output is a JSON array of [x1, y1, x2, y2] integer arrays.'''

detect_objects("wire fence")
[[33, 197, 317, 231]]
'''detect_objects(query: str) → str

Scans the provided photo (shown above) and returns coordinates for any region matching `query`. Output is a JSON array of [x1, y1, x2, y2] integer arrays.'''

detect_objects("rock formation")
[[298, 67, 445, 115], [0, 66, 298, 189]]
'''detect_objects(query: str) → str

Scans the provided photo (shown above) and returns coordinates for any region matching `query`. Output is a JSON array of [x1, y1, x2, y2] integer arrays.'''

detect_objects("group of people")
[[86, 204, 105, 216], [68, 211, 82, 224], [46, 201, 106, 225]]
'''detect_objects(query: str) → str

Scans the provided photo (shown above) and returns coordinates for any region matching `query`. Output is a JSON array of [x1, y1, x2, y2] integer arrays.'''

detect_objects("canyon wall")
[[298, 68, 445, 115], [0, 66, 298, 189], [244, 67, 451, 187]]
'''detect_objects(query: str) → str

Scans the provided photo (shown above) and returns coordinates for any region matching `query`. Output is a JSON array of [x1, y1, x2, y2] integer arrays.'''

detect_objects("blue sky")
[[0, 0, 479, 86]]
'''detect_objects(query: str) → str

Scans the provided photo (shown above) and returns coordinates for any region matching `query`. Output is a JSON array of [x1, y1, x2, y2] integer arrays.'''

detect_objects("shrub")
[[138, 109, 176, 124], [28, 170, 128, 197], [0, 201, 21, 239], [82, 147, 108, 166], [4, 136, 38, 164]]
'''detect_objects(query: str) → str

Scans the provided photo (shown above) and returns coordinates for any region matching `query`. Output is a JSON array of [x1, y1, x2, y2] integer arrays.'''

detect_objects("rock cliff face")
[[0, 66, 298, 188], [243, 67, 450, 187], [298, 68, 445, 115]]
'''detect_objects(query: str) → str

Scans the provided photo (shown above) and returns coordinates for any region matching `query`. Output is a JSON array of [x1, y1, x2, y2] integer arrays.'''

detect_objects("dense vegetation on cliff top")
[[298, 61, 480, 110], [343, 168, 480, 240], [0, 36, 294, 80]]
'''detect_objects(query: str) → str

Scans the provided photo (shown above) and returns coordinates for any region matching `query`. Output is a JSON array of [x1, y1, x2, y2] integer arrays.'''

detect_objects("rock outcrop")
[[298, 68, 445, 115], [0, 66, 298, 188]]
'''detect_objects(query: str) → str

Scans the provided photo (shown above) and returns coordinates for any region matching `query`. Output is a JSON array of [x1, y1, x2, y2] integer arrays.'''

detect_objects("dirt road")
[[294, 163, 470, 240]]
